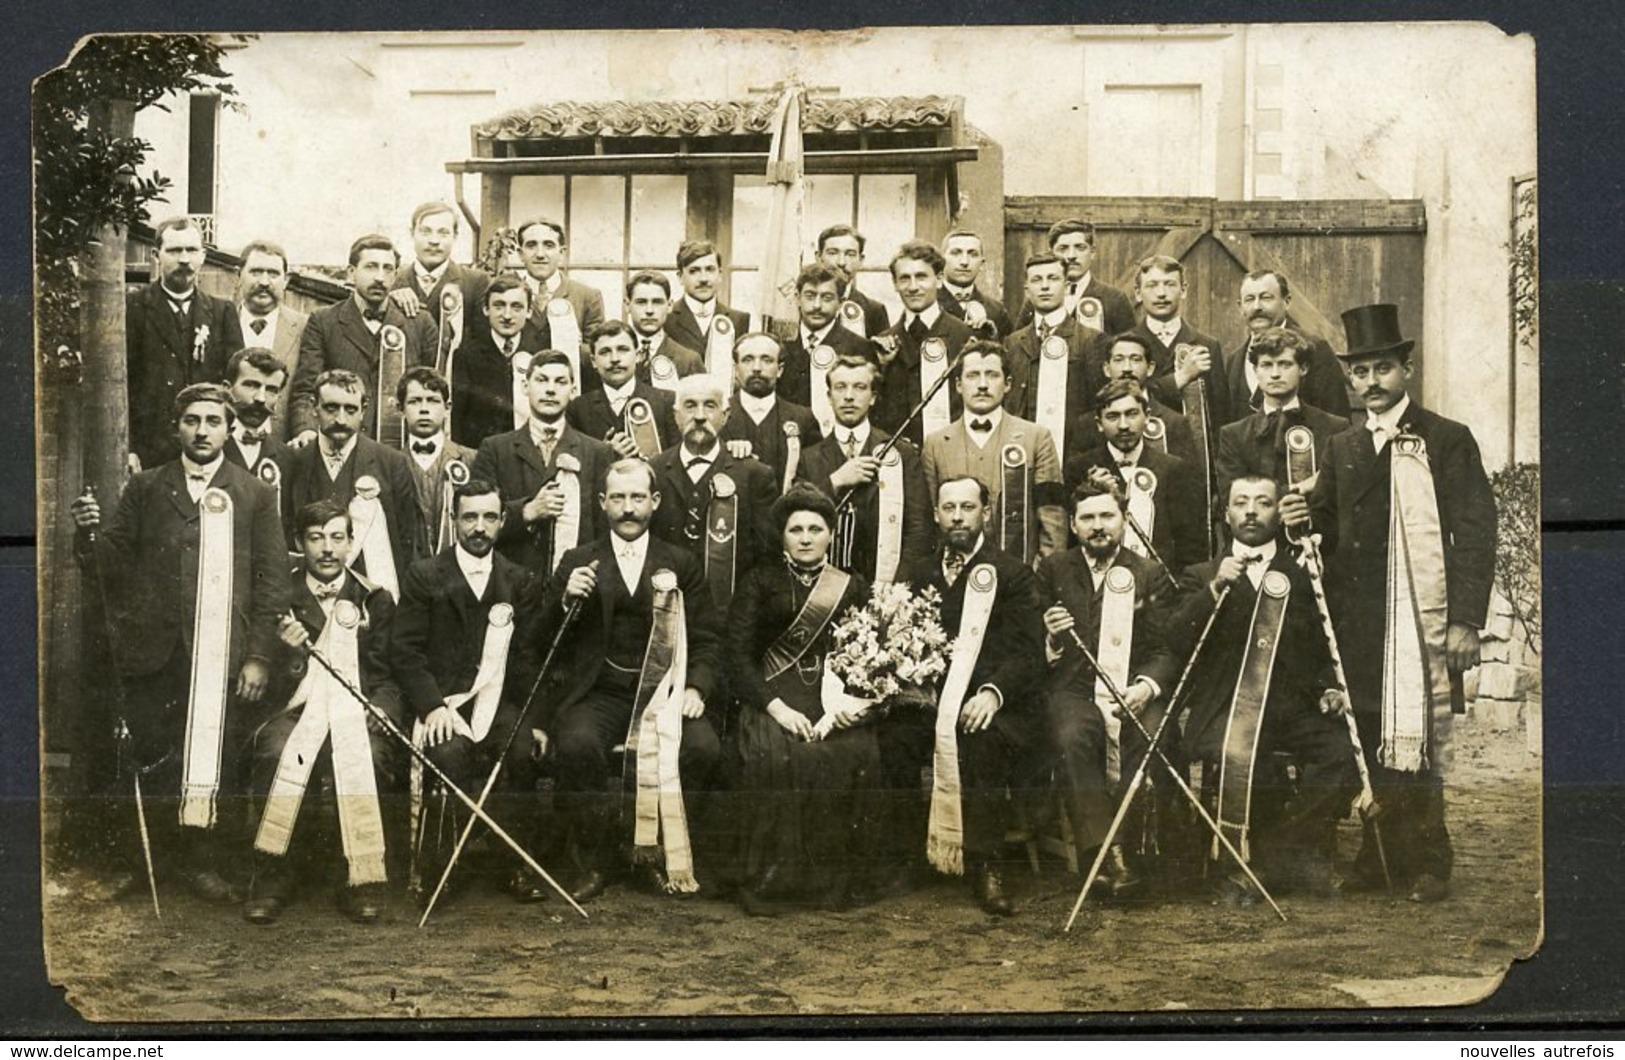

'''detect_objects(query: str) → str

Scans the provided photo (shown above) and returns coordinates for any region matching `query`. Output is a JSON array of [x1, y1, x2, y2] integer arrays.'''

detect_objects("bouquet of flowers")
[[818, 583, 951, 736]]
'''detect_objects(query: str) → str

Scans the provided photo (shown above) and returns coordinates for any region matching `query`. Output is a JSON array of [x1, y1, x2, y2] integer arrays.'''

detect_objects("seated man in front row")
[[536, 458, 722, 902], [244, 499, 404, 926]]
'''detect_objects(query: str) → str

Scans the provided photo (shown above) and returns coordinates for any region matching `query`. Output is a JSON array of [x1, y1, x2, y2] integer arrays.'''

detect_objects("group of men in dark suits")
[[92, 201, 1494, 924]]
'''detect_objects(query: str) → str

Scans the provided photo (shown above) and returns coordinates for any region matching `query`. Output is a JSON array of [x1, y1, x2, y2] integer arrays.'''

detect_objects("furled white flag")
[[755, 81, 807, 340]]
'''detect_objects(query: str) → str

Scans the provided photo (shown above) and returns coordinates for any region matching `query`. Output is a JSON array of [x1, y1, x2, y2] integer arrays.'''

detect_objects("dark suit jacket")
[[1215, 403, 1350, 503], [901, 541, 1044, 731], [938, 285, 1013, 339], [923, 412, 1068, 564], [83, 459, 286, 678], [281, 434, 426, 575], [778, 322, 874, 409], [875, 311, 974, 449], [1307, 403, 1497, 718], [1065, 443, 1208, 576], [222, 432, 289, 479], [450, 327, 531, 450], [841, 281, 891, 338], [267, 570, 404, 728], [534, 536, 719, 732], [1226, 320, 1353, 420], [290, 296, 438, 439], [391, 547, 537, 721], [647, 446, 779, 580], [406, 438, 478, 553], [719, 394, 823, 489], [566, 383, 678, 451], [1015, 276, 1136, 337], [1036, 547, 1177, 700], [639, 335, 706, 385], [393, 260, 491, 360], [1003, 315, 1109, 462], [1130, 318, 1233, 437], [471, 424, 614, 573], [125, 282, 245, 469], [663, 298, 751, 357], [796, 426, 932, 583], [1165, 549, 1338, 759]]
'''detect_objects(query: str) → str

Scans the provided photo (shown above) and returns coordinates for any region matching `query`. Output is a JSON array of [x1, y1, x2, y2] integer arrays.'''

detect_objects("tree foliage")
[[1490, 461, 1541, 648]]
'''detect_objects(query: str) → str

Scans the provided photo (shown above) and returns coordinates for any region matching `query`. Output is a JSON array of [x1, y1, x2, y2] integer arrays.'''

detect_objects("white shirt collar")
[[965, 407, 1004, 433], [305, 571, 345, 607], [528, 415, 565, 449], [493, 329, 523, 356], [1230, 538, 1279, 567], [1261, 395, 1303, 413], [1367, 394, 1412, 437], [181, 453, 224, 481], [802, 321, 835, 347], [639, 330, 664, 352], [684, 293, 717, 319], [614, 530, 651, 562], [409, 430, 445, 466], [240, 306, 279, 333], [1149, 315, 1183, 339], [1110, 439, 1146, 465], [414, 260, 449, 288], [1070, 271, 1093, 292], [738, 390, 777, 421], [529, 273, 562, 299], [836, 420, 872, 449], [944, 281, 977, 301], [454, 542, 493, 578], [1037, 306, 1069, 329], [907, 303, 942, 331], [603, 378, 636, 404], [321, 434, 358, 465], [681, 442, 722, 465]]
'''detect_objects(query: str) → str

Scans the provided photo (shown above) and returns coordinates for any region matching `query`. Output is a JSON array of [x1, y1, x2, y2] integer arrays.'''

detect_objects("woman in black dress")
[[729, 483, 878, 914]]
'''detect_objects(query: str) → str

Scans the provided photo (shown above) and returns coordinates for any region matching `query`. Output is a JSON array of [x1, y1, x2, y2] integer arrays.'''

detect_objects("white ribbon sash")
[[348, 476, 399, 601], [1034, 334, 1071, 456], [1094, 565, 1136, 787], [928, 562, 997, 876], [781, 421, 802, 494], [439, 286, 465, 371], [706, 316, 736, 392], [920, 338, 952, 437], [254, 600, 387, 886], [809, 343, 837, 435], [1382, 435, 1453, 773], [510, 349, 534, 431], [1123, 467, 1158, 561], [631, 575, 698, 892], [648, 352, 679, 393], [443, 602, 516, 742], [551, 453, 582, 572], [874, 447, 906, 585], [546, 299, 580, 396], [180, 487, 234, 829]]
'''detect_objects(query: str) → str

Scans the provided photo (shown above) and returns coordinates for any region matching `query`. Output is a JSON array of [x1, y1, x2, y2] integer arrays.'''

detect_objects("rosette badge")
[[381, 325, 405, 353], [488, 602, 515, 627], [1105, 565, 1135, 594], [445, 459, 470, 486], [811, 345, 837, 371], [650, 569, 678, 594], [441, 286, 463, 314], [547, 299, 573, 320], [201, 488, 230, 515], [1042, 334, 1069, 361], [1285, 425, 1315, 456], [353, 475, 381, 501], [1131, 467, 1158, 496], [963, 301, 989, 330], [333, 599, 362, 629], [710, 472, 736, 499], [921, 337, 947, 363], [650, 354, 676, 383]]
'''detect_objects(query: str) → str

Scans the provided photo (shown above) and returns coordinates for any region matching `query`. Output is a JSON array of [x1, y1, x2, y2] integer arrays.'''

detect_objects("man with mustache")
[[1169, 474, 1359, 903], [126, 217, 244, 471], [1064, 378, 1207, 579], [663, 239, 751, 357], [398, 366, 477, 555], [1037, 476, 1177, 896], [532, 459, 722, 901], [391, 480, 547, 904], [71, 383, 286, 904], [221, 348, 290, 480], [648, 375, 778, 613], [235, 239, 307, 439], [1228, 270, 1351, 419], [1076, 333, 1201, 467], [1013, 218, 1136, 337], [281, 370, 424, 594], [816, 224, 890, 338], [624, 271, 705, 389], [1282, 304, 1496, 904], [776, 262, 876, 421], [1215, 326, 1351, 503], [289, 235, 437, 447], [517, 217, 604, 383], [473, 352, 613, 574], [937, 229, 1012, 339], [717, 332, 822, 490], [567, 321, 679, 457]]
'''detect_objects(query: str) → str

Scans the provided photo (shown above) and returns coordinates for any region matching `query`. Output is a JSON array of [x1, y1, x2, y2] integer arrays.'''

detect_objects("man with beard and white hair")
[[567, 321, 679, 459], [71, 383, 285, 904], [127, 217, 244, 470], [937, 229, 1012, 339], [648, 374, 778, 616], [1228, 270, 1350, 419], [235, 239, 307, 438], [873, 476, 1044, 916], [387, 202, 491, 364], [1014, 219, 1135, 336], [243, 499, 404, 926], [391, 480, 547, 904], [281, 369, 424, 597], [816, 224, 890, 338], [533, 458, 723, 901], [1037, 476, 1177, 897], [290, 235, 437, 448], [796, 354, 932, 585], [450, 276, 538, 450], [718, 332, 822, 492], [473, 351, 613, 574], [665, 239, 752, 365], [625, 270, 705, 390], [397, 366, 477, 556], [777, 262, 876, 427], [221, 347, 290, 482]]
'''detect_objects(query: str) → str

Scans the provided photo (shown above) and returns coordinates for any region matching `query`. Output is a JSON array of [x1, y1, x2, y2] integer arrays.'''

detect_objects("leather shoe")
[[1407, 873, 1450, 904], [507, 868, 549, 904], [872, 864, 917, 900], [241, 895, 284, 925], [337, 883, 385, 924], [1104, 845, 1146, 900], [739, 887, 791, 918], [1216, 872, 1261, 910], [631, 860, 671, 895], [570, 869, 609, 904], [970, 862, 1014, 917], [1337, 869, 1388, 895], [181, 869, 241, 905]]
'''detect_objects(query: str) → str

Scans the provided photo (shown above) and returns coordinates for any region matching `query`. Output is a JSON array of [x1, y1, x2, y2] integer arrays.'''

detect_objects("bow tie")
[[1257, 408, 1302, 443], [943, 550, 967, 581], [1238, 550, 1267, 566], [685, 456, 712, 471], [186, 472, 208, 483], [238, 428, 266, 444], [412, 440, 438, 455], [953, 289, 973, 304], [364, 308, 386, 324], [311, 578, 342, 601], [907, 318, 929, 341], [969, 418, 993, 433]]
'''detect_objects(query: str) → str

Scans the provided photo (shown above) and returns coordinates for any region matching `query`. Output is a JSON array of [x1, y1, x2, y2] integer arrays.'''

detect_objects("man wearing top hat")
[[1281, 303, 1496, 904]]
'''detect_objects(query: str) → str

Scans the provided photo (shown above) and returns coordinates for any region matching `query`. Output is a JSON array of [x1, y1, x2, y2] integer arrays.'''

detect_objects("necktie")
[[1037, 320, 1052, 343], [842, 433, 858, 459], [908, 318, 928, 343], [249, 318, 267, 336], [969, 418, 992, 433], [503, 337, 517, 357], [686, 456, 712, 472], [311, 579, 341, 601], [540, 426, 558, 463], [943, 550, 965, 585], [640, 337, 652, 357], [412, 440, 437, 456]]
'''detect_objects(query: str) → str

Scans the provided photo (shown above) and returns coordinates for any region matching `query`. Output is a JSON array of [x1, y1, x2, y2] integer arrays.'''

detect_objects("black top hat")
[[1338, 303, 1415, 360]]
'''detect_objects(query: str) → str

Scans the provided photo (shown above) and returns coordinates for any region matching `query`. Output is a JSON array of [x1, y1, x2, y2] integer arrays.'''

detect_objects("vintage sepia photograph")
[[34, 23, 1541, 1023]]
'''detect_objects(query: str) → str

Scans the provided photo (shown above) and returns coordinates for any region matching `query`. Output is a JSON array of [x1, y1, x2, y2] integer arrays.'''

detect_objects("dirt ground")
[[41, 718, 1541, 1024]]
